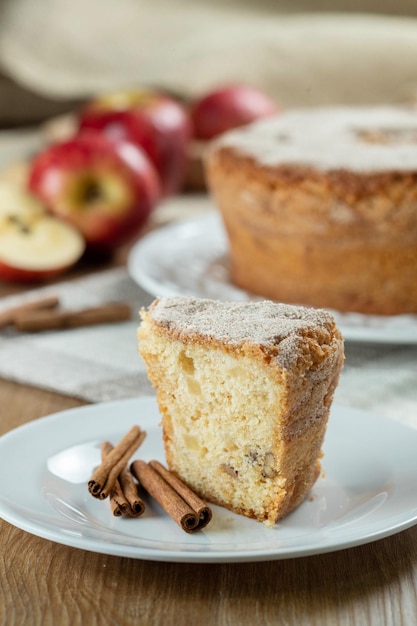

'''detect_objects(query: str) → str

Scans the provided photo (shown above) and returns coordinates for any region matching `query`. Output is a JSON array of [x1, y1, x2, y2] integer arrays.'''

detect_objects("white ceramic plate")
[[0, 397, 416, 563], [127, 212, 417, 344]]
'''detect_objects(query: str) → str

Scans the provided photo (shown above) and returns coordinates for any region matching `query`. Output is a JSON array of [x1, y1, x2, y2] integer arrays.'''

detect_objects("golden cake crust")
[[138, 296, 344, 526], [206, 106, 417, 314]]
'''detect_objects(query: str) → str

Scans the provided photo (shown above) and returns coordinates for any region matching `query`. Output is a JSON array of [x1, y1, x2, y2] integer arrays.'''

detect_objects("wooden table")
[[1, 277, 416, 626]]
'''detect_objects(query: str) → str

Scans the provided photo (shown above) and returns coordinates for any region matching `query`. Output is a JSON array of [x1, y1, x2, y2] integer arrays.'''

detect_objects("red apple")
[[78, 88, 191, 196], [190, 84, 279, 140], [0, 182, 85, 282], [28, 133, 160, 253]]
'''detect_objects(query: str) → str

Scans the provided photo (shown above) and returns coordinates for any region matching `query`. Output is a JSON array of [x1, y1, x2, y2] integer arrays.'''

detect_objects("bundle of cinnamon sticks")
[[87, 425, 212, 534], [0, 295, 132, 332]]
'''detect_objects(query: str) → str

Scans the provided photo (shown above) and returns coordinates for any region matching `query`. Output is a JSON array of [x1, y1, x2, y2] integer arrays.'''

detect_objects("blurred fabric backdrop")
[[1, 0, 417, 128]]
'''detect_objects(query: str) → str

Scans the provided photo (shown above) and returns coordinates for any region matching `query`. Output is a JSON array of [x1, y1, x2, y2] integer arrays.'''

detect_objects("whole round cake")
[[206, 106, 417, 315]]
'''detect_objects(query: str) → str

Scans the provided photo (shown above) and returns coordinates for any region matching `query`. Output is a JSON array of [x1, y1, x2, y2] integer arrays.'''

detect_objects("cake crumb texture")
[[138, 296, 344, 526]]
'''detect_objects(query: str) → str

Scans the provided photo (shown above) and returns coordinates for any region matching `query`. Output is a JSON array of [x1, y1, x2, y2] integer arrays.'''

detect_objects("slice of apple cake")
[[138, 296, 344, 526]]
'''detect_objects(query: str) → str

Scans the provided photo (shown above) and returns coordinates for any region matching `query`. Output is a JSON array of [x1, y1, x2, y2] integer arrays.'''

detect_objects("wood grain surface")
[[1, 261, 417, 626], [0, 377, 416, 626]]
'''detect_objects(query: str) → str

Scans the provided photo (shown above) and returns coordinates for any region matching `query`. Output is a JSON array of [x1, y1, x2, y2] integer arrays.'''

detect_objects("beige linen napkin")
[[1, 2, 417, 107], [0, 263, 416, 431], [0, 267, 154, 401]]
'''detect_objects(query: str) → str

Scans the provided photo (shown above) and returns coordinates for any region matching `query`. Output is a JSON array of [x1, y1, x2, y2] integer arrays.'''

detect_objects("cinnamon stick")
[[101, 442, 129, 517], [14, 302, 131, 332], [88, 426, 146, 499], [131, 459, 212, 533], [118, 464, 145, 517], [149, 460, 212, 527], [0, 295, 60, 328], [102, 441, 145, 517]]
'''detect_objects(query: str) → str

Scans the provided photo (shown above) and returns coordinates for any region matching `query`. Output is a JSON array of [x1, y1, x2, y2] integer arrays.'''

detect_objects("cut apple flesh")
[[0, 211, 85, 271]]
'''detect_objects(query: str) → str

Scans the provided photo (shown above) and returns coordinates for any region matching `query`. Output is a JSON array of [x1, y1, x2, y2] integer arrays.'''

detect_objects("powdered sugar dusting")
[[214, 106, 417, 173], [147, 296, 340, 368]]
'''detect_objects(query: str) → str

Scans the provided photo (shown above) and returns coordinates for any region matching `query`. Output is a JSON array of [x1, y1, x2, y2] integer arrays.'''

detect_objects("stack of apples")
[[0, 84, 278, 282]]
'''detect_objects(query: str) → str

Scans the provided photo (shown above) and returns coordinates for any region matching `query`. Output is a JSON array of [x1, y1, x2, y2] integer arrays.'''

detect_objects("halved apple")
[[0, 182, 85, 282]]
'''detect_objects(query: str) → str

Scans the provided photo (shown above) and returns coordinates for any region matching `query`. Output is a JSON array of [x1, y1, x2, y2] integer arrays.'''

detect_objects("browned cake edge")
[[206, 146, 417, 314], [138, 297, 345, 525]]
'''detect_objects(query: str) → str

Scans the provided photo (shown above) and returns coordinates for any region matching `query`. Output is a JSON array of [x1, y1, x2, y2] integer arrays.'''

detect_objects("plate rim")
[[127, 211, 417, 345], [0, 397, 417, 563]]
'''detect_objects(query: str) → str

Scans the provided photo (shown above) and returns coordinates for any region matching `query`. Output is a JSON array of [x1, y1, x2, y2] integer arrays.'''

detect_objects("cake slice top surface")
[[143, 296, 342, 370], [212, 105, 417, 173]]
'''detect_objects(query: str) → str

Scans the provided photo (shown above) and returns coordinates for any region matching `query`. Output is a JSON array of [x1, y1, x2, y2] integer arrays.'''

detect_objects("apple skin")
[[0, 182, 85, 283], [28, 133, 160, 253], [0, 257, 76, 283], [190, 84, 279, 140], [78, 89, 192, 196]]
